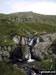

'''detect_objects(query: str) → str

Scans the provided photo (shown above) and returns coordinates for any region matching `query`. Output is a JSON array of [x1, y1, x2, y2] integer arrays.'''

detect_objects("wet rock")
[[23, 45, 29, 59]]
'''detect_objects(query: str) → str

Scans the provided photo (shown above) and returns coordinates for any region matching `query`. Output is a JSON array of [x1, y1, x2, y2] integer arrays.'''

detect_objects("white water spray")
[[27, 37, 39, 63]]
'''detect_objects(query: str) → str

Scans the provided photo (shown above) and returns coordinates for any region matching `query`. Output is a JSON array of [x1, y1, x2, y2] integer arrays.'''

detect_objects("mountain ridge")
[[0, 11, 56, 25]]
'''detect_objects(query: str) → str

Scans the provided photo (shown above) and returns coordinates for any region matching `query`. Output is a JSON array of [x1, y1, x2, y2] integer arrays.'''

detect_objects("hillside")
[[0, 11, 56, 25], [0, 18, 56, 45], [0, 19, 17, 45], [14, 22, 56, 35], [0, 12, 56, 45], [0, 12, 56, 74], [9, 12, 56, 25]]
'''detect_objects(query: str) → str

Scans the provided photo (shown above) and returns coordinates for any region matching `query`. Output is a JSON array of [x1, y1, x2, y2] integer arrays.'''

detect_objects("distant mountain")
[[0, 11, 56, 25]]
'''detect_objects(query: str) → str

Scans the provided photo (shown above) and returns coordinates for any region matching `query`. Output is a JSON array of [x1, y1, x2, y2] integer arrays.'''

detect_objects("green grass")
[[0, 19, 17, 45], [0, 61, 26, 75], [8, 11, 56, 25], [34, 60, 56, 70], [1, 12, 56, 25], [0, 19, 56, 45], [15, 22, 56, 35]]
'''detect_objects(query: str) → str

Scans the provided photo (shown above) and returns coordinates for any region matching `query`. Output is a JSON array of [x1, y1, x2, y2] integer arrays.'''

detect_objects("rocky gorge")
[[0, 32, 56, 75]]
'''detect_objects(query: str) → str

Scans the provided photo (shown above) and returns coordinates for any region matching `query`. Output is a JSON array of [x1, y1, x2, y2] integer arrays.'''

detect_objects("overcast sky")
[[0, 0, 56, 15]]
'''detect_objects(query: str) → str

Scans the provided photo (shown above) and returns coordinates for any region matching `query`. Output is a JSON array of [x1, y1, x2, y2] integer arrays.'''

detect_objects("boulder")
[[21, 37, 28, 45], [2, 51, 10, 58], [31, 42, 52, 61], [41, 34, 52, 42], [41, 33, 56, 42], [13, 36, 20, 44]]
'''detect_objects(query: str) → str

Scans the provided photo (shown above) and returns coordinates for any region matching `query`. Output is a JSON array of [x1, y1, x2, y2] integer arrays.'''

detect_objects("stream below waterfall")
[[10, 36, 40, 75], [20, 36, 40, 75]]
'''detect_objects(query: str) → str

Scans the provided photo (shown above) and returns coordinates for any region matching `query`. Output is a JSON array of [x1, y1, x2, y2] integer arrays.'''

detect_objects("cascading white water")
[[27, 37, 39, 63], [27, 47, 35, 62]]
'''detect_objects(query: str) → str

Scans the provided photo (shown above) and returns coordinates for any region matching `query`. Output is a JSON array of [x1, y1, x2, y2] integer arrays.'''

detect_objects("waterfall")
[[27, 47, 35, 62], [27, 36, 39, 62]]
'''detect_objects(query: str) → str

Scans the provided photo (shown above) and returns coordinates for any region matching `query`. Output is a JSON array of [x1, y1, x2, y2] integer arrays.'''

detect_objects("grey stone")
[[2, 51, 10, 58], [4, 46, 7, 50], [31, 42, 52, 60], [13, 37, 19, 44], [23, 45, 29, 59], [8, 46, 11, 51], [22, 37, 26, 45], [41, 33, 56, 42]]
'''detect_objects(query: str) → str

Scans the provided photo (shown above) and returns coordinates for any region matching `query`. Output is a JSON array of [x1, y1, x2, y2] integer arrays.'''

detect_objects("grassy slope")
[[0, 19, 56, 45], [0, 13, 56, 72], [0, 19, 17, 45], [15, 22, 56, 35], [9, 12, 56, 25], [0, 61, 26, 75], [0, 12, 56, 25]]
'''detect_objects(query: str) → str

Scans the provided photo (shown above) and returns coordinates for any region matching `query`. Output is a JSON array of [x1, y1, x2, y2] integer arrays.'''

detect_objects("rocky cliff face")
[[0, 33, 56, 63]]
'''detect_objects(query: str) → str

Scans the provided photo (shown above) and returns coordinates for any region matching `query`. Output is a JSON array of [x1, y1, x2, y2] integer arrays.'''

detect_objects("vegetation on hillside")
[[0, 12, 56, 25], [0, 18, 56, 45], [0, 19, 17, 45], [34, 60, 56, 70], [15, 22, 56, 35], [0, 61, 26, 75], [0, 12, 56, 74]]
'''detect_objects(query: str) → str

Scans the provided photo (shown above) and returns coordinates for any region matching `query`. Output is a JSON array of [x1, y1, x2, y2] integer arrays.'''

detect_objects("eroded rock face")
[[22, 45, 29, 60], [21, 37, 28, 45], [31, 42, 52, 61]]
